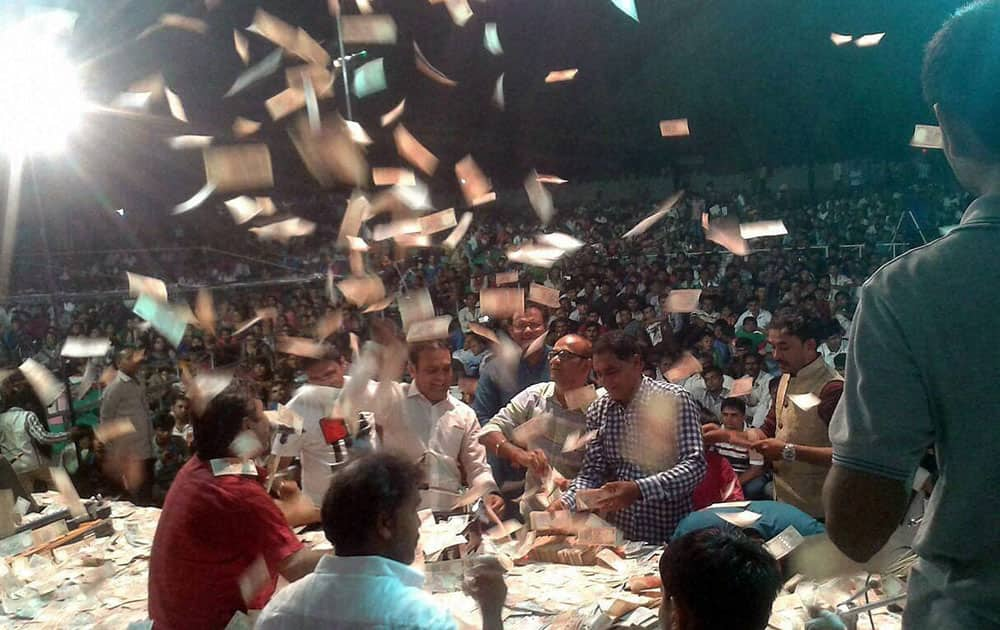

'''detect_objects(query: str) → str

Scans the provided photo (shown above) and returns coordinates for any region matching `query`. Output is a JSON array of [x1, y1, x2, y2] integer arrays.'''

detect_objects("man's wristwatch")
[[781, 443, 797, 462]]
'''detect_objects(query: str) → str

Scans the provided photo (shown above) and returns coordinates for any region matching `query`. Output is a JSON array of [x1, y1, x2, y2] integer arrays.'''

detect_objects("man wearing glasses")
[[479, 335, 597, 516], [550, 332, 706, 543]]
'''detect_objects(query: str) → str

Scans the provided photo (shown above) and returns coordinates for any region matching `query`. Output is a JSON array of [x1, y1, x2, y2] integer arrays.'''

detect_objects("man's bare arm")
[[823, 465, 909, 562]]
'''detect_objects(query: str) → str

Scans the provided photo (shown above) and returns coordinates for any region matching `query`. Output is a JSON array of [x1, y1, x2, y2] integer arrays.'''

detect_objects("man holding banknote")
[[549, 332, 706, 543]]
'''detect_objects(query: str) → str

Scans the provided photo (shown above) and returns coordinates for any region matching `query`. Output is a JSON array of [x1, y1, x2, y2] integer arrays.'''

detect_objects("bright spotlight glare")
[[0, 23, 85, 155]]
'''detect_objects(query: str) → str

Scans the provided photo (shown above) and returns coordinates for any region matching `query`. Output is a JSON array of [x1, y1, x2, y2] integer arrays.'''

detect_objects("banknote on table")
[[659, 118, 690, 137], [740, 220, 788, 239], [528, 283, 560, 309], [442, 211, 473, 250], [393, 124, 439, 175], [50, 466, 86, 518], [595, 548, 628, 573], [126, 271, 168, 302], [563, 384, 598, 411], [480, 288, 524, 318], [414, 41, 458, 86], [577, 526, 618, 546], [288, 113, 368, 188], [340, 14, 397, 44], [728, 376, 753, 398], [60, 336, 111, 358], [381, 99, 406, 127], [398, 288, 435, 332], [203, 144, 273, 192], [910, 124, 943, 149], [372, 167, 416, 186], [418, 208, 457, 235], [764, 525, 805, 559], [663, 288, 701, 313], [406, 316, 453, 343], [455, 155, 491, 206], [486, 518, 523, 541], [545, 68, 578, 83], [788, 392, 821, 411], [19, 358, 65, 406]]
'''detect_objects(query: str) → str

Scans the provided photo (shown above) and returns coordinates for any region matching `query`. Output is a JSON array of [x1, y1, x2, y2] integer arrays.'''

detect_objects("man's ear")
[[375, 511, 394, 543], [936, 104, 983, 162]]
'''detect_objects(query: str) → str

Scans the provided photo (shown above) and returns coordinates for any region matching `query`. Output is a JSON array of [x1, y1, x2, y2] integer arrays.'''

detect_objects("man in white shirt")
[[735, 298, 772, 332], [456, 293, 480, 333], [825, 5, 1000, 626], [377, 340, 505, 515], [818, 330, 847, 369], [479, 335, 597, 514], [257, 453, 507, 630], [272, 346, 356, 507], [742, 354, 772, 428]]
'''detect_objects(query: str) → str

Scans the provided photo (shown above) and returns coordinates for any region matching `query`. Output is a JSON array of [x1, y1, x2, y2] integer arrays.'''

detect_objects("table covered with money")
[[2, 492, 911, 630]]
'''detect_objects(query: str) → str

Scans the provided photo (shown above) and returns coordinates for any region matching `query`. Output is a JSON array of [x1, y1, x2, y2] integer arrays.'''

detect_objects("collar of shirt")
[[961, 194, 1000, 225], [118, 371, 132, 383], [209, 458, 258, 477], [405, 382, 455, 411], [316, 554, 424, 589]]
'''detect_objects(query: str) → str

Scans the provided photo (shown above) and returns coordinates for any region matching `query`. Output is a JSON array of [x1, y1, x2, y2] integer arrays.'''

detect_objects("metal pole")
[[335, 11, 353, 121], [0, 155, 24, 301]]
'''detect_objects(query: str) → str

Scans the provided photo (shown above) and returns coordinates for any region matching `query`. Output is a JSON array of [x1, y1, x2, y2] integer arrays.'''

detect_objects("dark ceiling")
[[3, 0, 968, 222]]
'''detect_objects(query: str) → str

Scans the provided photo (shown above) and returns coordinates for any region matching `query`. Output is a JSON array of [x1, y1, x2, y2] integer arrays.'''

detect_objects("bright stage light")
[[0, 20, 85, 155]]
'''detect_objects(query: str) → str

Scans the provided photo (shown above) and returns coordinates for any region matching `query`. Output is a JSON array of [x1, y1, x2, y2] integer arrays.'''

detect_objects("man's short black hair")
[[408, 339, 451, 366], [768, 309, 825, 344], [703, 364, 723, 378], [153, 409, 175, 433], [659, 528, 782, 630], [299, 344, 344, 372], [592, 330, 641, 361], [191, 383, 253, 460], [721, 397, 747, 415], [923, 0, 1000, 158], [321, 452, 422, 551]]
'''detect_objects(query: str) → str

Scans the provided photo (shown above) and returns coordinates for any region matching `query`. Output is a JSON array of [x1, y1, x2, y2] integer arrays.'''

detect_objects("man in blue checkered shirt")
[[551, 332, 706, 543]]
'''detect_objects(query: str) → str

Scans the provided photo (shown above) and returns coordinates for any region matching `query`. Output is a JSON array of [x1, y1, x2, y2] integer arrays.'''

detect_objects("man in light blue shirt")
[[257, 453, 507, 630]]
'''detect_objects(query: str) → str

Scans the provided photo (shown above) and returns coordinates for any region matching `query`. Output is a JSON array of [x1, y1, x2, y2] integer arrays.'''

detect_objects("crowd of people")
[[3, 2, 999, 625]]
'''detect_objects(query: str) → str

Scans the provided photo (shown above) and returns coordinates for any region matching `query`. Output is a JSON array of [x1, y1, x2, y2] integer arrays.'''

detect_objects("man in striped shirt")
[[713, 398, 768, 500], [550, 332, 706, 543]]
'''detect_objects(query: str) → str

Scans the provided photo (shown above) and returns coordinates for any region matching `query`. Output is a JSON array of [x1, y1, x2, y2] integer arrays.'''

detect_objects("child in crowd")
[[152, 410, 190, 504]]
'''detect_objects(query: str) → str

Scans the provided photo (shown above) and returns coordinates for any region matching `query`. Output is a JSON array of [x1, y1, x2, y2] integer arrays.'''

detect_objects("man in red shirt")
[[148, 385, 324, 630]]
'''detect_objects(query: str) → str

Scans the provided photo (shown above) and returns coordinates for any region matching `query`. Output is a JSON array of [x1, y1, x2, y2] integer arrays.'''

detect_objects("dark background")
[[1, 0, 968, 225]]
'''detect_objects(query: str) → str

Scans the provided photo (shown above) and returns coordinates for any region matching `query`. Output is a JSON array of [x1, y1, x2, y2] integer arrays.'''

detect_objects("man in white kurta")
[[377, 340, 504, 515]]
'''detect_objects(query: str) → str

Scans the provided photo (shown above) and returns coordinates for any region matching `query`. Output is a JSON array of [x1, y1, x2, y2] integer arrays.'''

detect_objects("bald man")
[[480, 335, 600, 514]]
